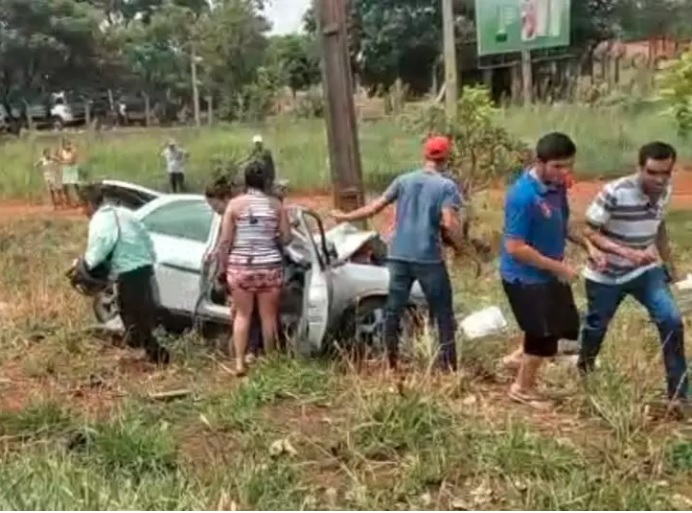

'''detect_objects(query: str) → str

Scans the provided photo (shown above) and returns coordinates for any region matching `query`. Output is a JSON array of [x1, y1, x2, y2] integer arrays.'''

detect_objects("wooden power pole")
[[315, 0, 365, 212], [441, 0, 458, 118]]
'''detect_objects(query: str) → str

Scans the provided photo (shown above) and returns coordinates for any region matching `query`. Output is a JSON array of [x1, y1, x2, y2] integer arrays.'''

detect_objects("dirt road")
[[2, 172, 692, 225]]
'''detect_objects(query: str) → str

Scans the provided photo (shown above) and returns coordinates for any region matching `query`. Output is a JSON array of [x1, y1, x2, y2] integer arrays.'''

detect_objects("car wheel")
[[93, 284, 119, 324], [331, 297, 424, 360]]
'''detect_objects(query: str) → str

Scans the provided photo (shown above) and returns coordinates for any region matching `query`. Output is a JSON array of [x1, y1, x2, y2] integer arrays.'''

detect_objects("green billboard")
[[475, 0, 571, 56]]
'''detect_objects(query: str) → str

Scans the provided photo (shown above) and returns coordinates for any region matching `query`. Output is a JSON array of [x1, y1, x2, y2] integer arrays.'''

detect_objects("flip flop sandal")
[[508, 387, 552, 410], [232, 367, 248, 378]]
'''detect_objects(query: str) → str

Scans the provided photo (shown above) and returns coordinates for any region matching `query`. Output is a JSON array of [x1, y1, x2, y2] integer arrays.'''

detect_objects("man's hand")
[[588, 245, 607, 272], [552, 261, 578, 283], [330, 210, 348, 223], [622, 247, 658, 266]]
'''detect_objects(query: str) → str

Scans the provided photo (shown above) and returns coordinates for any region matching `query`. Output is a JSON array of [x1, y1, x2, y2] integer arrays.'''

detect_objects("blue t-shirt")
[[384, 169, 462, 263], [500, 171, 569, 284]]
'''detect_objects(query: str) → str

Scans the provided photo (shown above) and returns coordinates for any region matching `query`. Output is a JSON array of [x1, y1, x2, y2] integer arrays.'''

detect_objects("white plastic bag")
[[460, 306, 508, 340], [675, 274, 692, 315]]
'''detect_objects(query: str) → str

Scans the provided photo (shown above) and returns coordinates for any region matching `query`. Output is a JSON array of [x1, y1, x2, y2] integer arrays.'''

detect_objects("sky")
[[265, 0, 311, 35]]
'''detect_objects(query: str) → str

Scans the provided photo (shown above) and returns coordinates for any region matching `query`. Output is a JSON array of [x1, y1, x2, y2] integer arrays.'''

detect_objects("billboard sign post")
[[475, 0, 571, 56]]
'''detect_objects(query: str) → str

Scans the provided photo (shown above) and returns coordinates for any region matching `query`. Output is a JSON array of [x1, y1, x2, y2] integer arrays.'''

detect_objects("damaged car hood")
[[325, 223, 380, 262]]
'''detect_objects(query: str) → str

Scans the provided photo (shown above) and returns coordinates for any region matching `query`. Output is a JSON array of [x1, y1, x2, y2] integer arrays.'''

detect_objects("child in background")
[[35, 148, 63, 209]]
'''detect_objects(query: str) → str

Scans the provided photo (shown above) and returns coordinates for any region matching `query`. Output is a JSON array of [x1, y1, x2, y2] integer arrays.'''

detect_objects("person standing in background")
[[250, 135, 276, 194], [331, 136, 465, 373], [35, 148, 64, 209], [60, 139, 81, 207], [161, 138, 188, 193], [579, 141, 687, 407]]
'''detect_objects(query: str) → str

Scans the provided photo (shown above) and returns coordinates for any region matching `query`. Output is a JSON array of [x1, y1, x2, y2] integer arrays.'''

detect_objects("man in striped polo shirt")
[[579, 141, 687, 403]]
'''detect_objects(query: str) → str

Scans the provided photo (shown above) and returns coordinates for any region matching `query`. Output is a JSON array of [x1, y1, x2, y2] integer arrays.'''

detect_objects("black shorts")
[[502, 279, 580, 357]]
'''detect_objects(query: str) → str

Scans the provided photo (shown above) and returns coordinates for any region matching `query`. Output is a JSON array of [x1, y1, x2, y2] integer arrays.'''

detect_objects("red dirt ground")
[[2, 170, 692, 225]]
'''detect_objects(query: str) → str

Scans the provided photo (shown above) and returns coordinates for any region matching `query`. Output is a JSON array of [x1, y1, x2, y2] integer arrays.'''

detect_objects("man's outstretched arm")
[[331, 177, 400, 223]]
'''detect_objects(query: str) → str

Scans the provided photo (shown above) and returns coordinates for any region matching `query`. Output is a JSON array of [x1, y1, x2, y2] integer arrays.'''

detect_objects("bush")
[[656, 51, 692, 138], [400, 85, 529, 195]]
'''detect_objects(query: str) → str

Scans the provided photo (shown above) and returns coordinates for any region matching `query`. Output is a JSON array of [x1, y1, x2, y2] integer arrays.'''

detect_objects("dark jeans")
[[117, 265, 169, 363], [578, 267, 688, 400], [384, 260, 457, 370], [169, 172, 185, 193]]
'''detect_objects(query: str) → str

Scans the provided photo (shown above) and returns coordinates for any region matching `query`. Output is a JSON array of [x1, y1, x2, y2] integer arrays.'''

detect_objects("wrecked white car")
[[89, 180, 427, 356]]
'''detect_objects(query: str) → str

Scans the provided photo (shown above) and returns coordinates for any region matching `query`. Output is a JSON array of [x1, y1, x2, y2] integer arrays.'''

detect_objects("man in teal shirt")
[[80, 184, 170, 364]]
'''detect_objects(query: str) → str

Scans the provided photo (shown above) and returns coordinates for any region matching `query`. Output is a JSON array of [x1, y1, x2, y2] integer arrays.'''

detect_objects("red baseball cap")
[[424, 136, 451, 161]]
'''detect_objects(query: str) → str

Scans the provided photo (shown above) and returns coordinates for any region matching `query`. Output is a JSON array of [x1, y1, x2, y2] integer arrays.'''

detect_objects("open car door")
[[194, 213, 229, 324], [100, 180, 162, 210], [294, 208, 334, 356]]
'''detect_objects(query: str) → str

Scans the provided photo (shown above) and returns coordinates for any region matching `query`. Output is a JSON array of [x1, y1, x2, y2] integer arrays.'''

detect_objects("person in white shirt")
[[161, 139, 188, 193]]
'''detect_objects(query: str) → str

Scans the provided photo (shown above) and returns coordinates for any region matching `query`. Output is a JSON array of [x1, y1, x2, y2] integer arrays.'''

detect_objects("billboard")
[[475, 0, 571, 56]]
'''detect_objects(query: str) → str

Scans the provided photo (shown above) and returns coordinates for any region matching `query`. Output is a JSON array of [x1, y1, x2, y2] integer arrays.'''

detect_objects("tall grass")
[[0, 104, 686, 201], [498, 104, 690, 177]]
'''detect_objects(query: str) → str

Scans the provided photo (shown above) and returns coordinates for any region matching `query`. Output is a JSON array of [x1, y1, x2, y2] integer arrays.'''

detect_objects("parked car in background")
[[83, 180, 427, 357]]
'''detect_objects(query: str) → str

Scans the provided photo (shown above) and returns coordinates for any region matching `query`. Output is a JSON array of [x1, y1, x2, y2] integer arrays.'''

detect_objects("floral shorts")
[[226, 265, 283, 293]]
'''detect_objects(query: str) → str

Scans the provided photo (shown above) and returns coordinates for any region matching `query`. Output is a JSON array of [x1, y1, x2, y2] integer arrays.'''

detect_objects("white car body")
[[96, 180, 427, 356]]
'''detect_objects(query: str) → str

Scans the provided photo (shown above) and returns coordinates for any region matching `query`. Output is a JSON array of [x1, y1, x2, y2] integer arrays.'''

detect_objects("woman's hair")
[[244, 160, 267, 190], [79, 183, 105, 208], [204, 174, 233, 200]]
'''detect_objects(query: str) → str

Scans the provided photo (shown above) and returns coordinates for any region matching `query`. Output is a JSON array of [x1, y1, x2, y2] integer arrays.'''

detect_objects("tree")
[[0, 0, 106, 101], [267, 34, 320, 95], [194, 0, 271, 119]]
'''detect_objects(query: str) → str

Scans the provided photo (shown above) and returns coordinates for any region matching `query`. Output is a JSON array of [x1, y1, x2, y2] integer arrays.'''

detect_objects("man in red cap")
[[331, 135, 464, 372]]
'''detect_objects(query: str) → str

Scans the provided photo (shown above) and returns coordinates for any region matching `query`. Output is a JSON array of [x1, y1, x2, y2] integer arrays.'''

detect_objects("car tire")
[[330, 297, 424, 360], [93, 285, 119, 324]]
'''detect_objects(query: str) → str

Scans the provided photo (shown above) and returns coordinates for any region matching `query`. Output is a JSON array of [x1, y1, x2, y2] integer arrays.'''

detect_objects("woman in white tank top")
[[216, 161, 292, 376]]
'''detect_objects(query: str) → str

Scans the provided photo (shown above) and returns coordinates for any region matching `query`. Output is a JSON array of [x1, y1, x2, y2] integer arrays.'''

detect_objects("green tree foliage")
[[303, 0, 618, 94], [0, 0, 105, 99], [615, 0, 692, 41], [267, 34, 321, 95], [656, 51, 692, 138]]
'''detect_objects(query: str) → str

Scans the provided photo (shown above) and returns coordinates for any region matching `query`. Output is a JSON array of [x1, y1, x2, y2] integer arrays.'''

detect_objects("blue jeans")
[[384, 260, 457, 371], [578, 267, 688, 400]]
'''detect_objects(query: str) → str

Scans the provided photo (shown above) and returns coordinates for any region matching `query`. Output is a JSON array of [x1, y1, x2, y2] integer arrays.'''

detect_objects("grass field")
[[2, 105, 692, 509], [1, 185, 692, 508], [1, 103, 690, 201]]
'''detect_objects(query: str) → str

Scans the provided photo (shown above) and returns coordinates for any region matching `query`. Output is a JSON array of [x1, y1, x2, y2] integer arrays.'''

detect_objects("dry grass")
[[1, 197, 692, 509]]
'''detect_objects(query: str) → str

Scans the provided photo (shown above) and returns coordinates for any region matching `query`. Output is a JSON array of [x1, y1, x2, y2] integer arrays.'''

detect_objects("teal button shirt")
[[84, 205, 156, 276]]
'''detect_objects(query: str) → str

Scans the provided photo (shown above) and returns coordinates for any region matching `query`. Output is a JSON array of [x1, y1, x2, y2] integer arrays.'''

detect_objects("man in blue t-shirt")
[[500, 132, 581, 407], [331, 136, 464, 372]]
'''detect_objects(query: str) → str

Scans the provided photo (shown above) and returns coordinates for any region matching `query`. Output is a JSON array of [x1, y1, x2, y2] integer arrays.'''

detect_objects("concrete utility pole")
[[190, 47, 201, 127], [315, 0, 365, 212], [441, 0, 458, 118], [521, 49, 533, 105]]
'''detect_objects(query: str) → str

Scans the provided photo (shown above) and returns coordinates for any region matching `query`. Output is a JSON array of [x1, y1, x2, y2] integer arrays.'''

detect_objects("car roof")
[[133, 192, 208, 219]]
